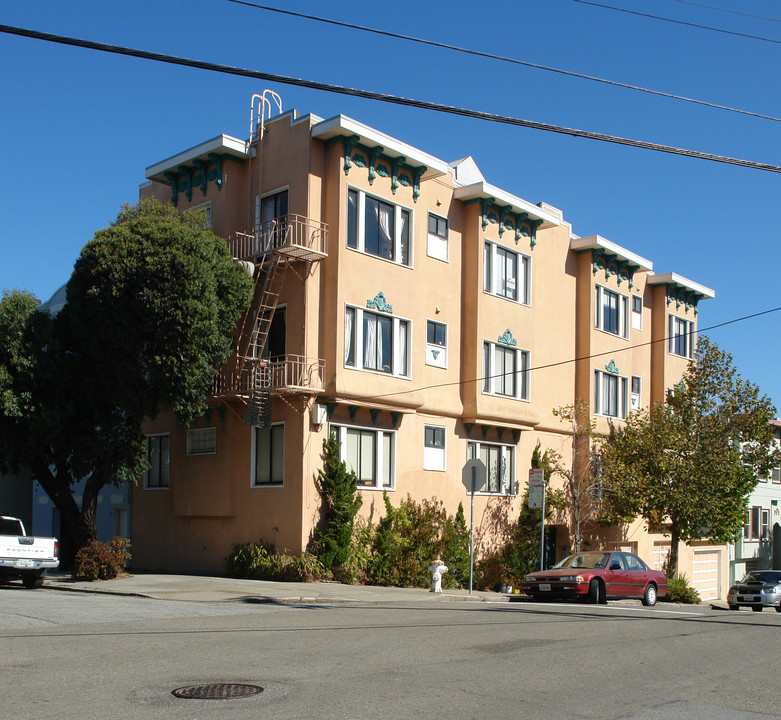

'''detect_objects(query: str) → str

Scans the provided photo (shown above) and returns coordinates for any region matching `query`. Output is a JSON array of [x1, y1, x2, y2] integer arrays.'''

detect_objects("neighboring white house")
[[729, 419, 781, 583]]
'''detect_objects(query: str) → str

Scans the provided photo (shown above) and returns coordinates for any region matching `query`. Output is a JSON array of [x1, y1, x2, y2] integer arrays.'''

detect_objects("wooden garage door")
[[692, 550, 721, 601]]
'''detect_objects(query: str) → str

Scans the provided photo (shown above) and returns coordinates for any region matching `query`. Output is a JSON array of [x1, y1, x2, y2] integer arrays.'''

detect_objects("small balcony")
[[212, 355, 325, 398], [228, 214, 328, 264]]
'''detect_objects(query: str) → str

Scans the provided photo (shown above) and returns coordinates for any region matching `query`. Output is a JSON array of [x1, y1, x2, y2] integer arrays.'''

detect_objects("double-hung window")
[[483, 341, 530, 400], [345, 306, 410, 377], [669, 315, 695, 358], [595, 285, 629, 338], [484, 242, 530, 304], [256, 189, 289, 250], [594, 370, 629, 419], [467, 441, 515, 495], [347, 189, 411, 266], [426, 319, 447, 368], [145, 434, 170, 488], [423, 425, 446, 471], [332, 424, 395, 489], [744, 506, 770, 541], [427, 213, 449, 262], [253, 424, 284, 486]]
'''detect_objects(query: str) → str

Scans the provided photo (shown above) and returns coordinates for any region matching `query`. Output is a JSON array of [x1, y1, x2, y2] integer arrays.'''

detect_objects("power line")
[[668, 0, 781, 24], [223, 0, 781, 124], [568, 0, 781, 45], [2, 23, 781, 174], [366, 306, 781, 401]]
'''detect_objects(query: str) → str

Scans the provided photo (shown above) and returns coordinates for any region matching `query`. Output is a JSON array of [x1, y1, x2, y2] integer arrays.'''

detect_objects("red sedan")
[[522, 551, 668, 606]]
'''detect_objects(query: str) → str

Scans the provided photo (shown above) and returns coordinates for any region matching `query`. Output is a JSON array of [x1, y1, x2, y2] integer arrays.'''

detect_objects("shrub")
[[663, 574, 701, 604], [224, 541, 332, 582], [72, 537, 131, 582]]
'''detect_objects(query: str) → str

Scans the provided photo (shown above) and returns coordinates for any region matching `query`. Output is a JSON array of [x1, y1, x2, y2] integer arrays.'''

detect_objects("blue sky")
[[1, 0, 780, 409]]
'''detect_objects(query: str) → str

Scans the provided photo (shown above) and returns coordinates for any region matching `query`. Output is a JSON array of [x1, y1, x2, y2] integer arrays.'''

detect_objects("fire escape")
[[212, 92, 328, 426]]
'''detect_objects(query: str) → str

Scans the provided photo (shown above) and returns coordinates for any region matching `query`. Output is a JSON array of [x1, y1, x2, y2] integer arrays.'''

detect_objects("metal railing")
[[212, 355, 325, 397], [228, 214, 328, 262]]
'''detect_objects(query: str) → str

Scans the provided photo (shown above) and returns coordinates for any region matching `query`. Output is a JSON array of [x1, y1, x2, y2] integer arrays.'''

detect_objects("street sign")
[[529, 468, 545, 487], [528, 485, 544, 508], [462, 459, 487, 493]]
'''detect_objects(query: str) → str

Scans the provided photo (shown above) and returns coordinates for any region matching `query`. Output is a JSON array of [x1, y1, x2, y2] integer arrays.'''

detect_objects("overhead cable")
[[569, 0, 781, 45], [2, 23, 781, 174], [223, 0, 781, 124], [669, 0, 781, 24], [368, 306, 781, 401]]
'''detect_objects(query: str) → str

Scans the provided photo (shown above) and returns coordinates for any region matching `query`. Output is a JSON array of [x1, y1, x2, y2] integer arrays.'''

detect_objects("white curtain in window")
[[378, 202, 393, 259], [345, 307, 354, 365], [397, 320, 407, 376], [603, 374, 618, 416], [363, 314, 379, 370]]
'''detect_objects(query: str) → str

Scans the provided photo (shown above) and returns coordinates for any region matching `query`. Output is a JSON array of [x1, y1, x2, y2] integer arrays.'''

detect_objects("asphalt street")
[[2, 579, 780, 720]]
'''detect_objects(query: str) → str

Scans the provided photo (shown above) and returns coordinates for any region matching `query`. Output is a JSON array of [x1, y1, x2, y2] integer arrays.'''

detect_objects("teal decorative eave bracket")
[[367, 292, 393, 313], [340, 136, 425, 202], [163, 152, 238, 207], [512, 429, 521, 444], [348, 405, 359, 422], [469, 198, 541, 248], [497, 329, 517, 346], [464, 423, 474, 437], [391, 412, 401, 428], [665, 284, 701, 315], [326, 402, 338, 419], [370, 408, 381, 425], [605, 359, 620, 375], [589, 249, 639, 289]]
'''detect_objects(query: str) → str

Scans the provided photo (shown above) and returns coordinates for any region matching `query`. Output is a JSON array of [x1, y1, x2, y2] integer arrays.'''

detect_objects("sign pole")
[[539, 477, 546, 572], [469, 467, 475, 595]]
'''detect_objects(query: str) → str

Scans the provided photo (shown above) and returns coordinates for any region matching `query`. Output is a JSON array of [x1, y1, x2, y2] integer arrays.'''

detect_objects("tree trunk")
[[30, 458, 100, 569], [667, 523, 681, 579]]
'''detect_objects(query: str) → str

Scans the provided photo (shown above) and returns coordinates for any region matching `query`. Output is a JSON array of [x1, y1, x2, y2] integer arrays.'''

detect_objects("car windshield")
[[554, 552, 612, 570], [740, 571, 781, 584]]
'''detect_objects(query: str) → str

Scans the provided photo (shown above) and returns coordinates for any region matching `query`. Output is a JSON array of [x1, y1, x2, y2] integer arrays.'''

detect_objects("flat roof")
[[145, 135, 248, 184], [647, 272, 715, 299], [570, 235, 653, 272], [311, 115, 451, 180]]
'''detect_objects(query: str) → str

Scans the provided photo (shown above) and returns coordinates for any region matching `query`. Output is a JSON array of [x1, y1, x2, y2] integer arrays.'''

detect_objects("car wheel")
[[642, 583, 657, 607], [22, 571, 44, 589], [728, 604, 740, 611], [775, 607, 781, 613], [751, 606, 763, 612], [588, 579, 601, 604]]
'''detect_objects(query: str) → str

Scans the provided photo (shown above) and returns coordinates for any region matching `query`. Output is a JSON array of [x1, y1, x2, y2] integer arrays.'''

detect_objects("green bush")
[[663, 574, 701, 604], [224, 541, 332, 582], [72, 537, 131, 581]]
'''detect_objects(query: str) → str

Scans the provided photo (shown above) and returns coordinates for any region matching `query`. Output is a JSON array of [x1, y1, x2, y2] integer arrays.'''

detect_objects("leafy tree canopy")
[[0, 198, 253, 561], [599, 336, 779, 576]]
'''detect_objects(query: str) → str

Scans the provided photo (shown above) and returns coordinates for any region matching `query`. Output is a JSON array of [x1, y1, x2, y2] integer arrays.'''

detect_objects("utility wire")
[[668, 0, 781, 24], [223, 0, 781, 124], [2, 23, 781, 174], [367, 306, 781, 401], [568, 0, 781, 45]]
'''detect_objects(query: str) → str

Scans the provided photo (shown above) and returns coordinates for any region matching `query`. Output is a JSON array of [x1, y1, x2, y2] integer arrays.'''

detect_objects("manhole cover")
[[171, 683, 264, 700]]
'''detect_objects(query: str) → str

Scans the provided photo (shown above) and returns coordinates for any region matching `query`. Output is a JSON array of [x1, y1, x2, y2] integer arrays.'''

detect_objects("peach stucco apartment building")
[[133, 96, 723, 597]]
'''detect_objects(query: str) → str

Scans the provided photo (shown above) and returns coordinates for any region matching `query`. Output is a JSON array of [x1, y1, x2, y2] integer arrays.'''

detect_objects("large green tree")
[[0, 198, 253, 563], [599, 336, 778, 577]]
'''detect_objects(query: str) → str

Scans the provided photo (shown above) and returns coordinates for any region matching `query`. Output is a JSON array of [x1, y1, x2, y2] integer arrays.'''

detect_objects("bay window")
[[483, 341, 530, 400], [467, 441, 515, 495], [484, 242, 531, 305], [332, 424, 395, 489], [347, 188, 411, 266]]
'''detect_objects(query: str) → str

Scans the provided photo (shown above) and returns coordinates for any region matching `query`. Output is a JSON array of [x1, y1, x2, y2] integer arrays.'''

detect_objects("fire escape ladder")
[[245, 360, 273, 428], [247, 255, 287, 361]]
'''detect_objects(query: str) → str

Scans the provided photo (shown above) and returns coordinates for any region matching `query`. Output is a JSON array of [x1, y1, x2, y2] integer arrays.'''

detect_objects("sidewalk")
[[43, 571, 508, 604]]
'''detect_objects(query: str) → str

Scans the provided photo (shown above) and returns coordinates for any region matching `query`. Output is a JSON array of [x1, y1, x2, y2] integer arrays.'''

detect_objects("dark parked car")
[[522, 550, 668, 606], [727, 571, 781, 612]]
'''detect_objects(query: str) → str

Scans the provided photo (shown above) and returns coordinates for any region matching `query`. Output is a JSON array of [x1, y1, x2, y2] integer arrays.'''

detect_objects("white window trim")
[[482, 340, 530, 401], [744, 506, 770, 542], [595, 285, 630, 339], [423, 424, 447, 472], [630, 375, 641, 411], [251, 422, 285, 487], [144, 433, 170, 490], [344, 304, 411, 378], [187, 427, 217, 456], [467, 440, 516, 496], [594, 370, 629, 420], [425, 319, 448, 369], [347, 187, 413, 268], [631, 295, 643, 331], [668, 314, 695, 359], [483, 241, 531, 305], [332, 423, 396, 490]]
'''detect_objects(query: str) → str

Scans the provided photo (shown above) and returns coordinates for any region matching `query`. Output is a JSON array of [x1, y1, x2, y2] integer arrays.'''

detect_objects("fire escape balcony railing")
[[212, 355, 325, 398], [228, 214, 328, 263]]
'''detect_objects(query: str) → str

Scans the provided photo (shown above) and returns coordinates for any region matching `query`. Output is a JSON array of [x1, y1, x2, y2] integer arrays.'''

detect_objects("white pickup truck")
[[0, 514, 59, 588]]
